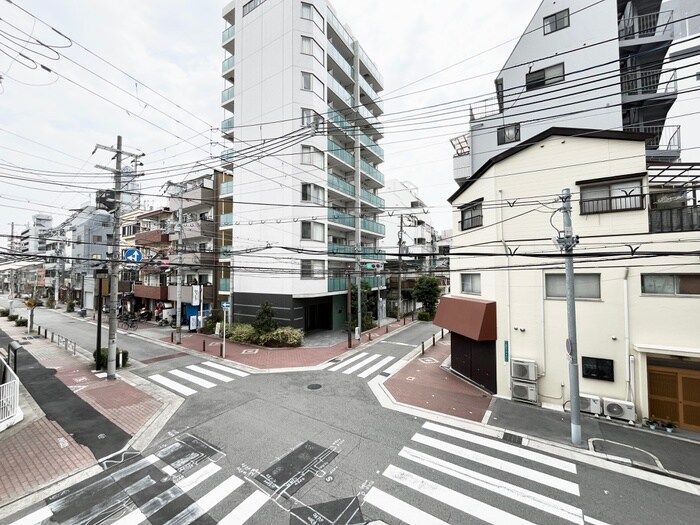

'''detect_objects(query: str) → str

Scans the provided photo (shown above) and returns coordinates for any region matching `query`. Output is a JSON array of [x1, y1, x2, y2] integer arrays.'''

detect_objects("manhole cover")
[[307, 384, 322, 390]]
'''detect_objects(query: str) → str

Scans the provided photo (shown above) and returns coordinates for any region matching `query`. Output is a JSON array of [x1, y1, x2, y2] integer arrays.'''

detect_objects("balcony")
[[327, 44, 354, 81], [169, 219, 216, 240], [328, 209, 355, 229], [624, 124, 681, 160], [618, 11, 674, 43], [221, 213, 234, 227], [220, 245, 233, 258], [180, 251, 216, 267], [328, 276, 348, 292], [361, 247, 385, 261], [359, 132, 384, 161], [221, 148, 235, 163], [219, 278, 231, 293], [360, 188, 384, 209], [327, 75, 355, 109], [361, 218, 385, 236], [649, 203, 700, 233], [360, 159, 384, 186], [134, 284, 168, 301], [326, 107, 353, 137], [357, 104, 382, 135], [328, 243, 354, 258], [580, 194, 645, 215], [221, 117, 235, 136], [220, 181, 233, 195], [135, 229, 169, 245], [621, 69, 676, 102], [359, 76, 384, 112], [169, 186, 215, 213], [363, 276, 385, 289], [222, 25, 235, 43], [327, 173, 355, 198], [327, 139, 355, 168], [222, 56, 235, 76], [359, 45, 384, 89], [221, 86, 235, 112], [168, 284, 214, 304], [326, 6, 354, 51]]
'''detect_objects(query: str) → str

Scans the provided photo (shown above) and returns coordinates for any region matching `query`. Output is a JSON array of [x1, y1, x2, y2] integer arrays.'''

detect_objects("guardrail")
[[1, 346, 21, 432], [36, 325, 78, 355]]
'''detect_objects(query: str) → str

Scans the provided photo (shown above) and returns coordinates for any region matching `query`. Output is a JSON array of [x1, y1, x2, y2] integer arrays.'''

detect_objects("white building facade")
[[221, 0, 385, 330]]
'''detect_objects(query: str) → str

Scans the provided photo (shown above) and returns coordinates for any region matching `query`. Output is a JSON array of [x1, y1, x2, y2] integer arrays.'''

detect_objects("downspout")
[[540, 268, 546, 376], [623, 267, 634, 403]]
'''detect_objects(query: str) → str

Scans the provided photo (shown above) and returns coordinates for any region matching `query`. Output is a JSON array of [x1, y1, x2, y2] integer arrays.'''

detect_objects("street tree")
[[412, 275, 441, 316]]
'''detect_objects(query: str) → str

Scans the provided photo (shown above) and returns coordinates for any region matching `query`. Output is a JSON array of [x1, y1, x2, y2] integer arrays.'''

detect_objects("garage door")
[[648, 365, 700, 432]]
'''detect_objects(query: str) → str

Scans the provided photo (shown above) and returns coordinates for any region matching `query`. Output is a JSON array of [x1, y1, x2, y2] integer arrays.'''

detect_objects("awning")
[[434, 296, 497, 341]]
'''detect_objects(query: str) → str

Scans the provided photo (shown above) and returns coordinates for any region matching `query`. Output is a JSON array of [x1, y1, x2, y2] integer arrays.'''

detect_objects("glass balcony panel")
[[327, 243, 354, 258], [360, 188, 384, 209], [360, 159, 384, 185], [221, 117, 235, 133], [327, 44, 355, 79], [359, 132, 384, 159], [358, 45, 384, 87], [219, 278, 230, 292], [327, 75, 355, 107], [361, 218, 385, 235], [221, 149, 235, 162], [328, 276, 348, 292], [328, 209, 355, 228], [327, 174, 355, 196], [221, 213, 234, 226], [220, 181, 233, 194], [361, 247, 386, 260], [359, 76, 383, 111], [328, 139, 355, 168], [222, 25, 235, 42], [221, 86, 235, 103], [326, 7, 354, 50], [222, 56, 235, 73]]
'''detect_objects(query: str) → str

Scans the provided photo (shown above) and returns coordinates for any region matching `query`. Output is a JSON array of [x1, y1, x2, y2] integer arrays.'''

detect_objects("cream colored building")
[[438, 127, 700, 432]]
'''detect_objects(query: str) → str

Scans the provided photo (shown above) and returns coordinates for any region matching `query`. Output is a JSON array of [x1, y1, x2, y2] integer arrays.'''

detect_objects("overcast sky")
[[1, 0, 696, 244]]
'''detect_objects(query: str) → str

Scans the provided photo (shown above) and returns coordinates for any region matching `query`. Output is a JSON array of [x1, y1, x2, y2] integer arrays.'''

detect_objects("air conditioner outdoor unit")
[[603, 398, 636, 421], [512, 380, 538, 404], [579, 393, 602, 415], [511, 359, 537, 382]]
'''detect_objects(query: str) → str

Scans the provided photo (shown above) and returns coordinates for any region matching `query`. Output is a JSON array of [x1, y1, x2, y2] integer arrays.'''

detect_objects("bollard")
[[37, 325, 40, 335], [386, 325, 389, 334], [441, 328, 444, 338], [202, 340, 205, 352], [368, 332, 372, 341], [432, 334, 435, 346], [421, 341, 425, 355], [220, 343, 223, 357], [51, 332, 54, 343], [44, 328, 47, 338], [171, 332, 174, 343]]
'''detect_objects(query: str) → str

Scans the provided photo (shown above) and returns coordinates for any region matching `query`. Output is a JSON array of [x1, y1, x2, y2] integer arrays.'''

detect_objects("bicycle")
[[119, 316, 138, 331]]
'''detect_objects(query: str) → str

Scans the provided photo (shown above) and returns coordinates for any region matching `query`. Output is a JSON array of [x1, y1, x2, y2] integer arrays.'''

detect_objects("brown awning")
[[434, 296, 497, 341]]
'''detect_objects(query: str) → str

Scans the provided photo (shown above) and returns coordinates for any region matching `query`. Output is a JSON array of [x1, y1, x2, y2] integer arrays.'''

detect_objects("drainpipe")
[[540, 268, 547, 376], [623, 267, 633, 403]]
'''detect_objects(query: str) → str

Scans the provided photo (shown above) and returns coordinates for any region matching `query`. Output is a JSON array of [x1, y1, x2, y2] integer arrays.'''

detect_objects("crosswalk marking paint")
[[329, 352, 368, 372], [8, 506, 53, 525], [400, 447, 583, 524], [363, 487, 449, 525], [185, 364, 235, 382], [111, 510, 147, 525], [111, 454, 159, 481], [219, 490, 269, 525], [413, 433, 580, 496], [383, 464, 538, 525], [317, 360, 336, 370], [149, 374, 197, 396], [168, 370, 217, 388], [201, 361, 250, 377], [358, 355, 395, 378], [162, 474, 244, 525], [343, 353, 382, 375], [423, 421, 577, 474]]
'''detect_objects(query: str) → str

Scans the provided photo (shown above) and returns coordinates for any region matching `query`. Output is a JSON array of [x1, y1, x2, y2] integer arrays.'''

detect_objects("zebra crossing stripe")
[[363, 487, 449, 525], [423, 421, 577, 474], [329, 352, 368, 372], [111, 454, 159, 481], [399, 447, 583, 524], [185, 364, 234, 382], [343, 353, 382, 375], [317, 360, 336, 370], [383, 464, 538, 525], [218, 490, 269, 525], [168, 370, 217, 388], [412, 433, 580, 496], [7, 507, 53, 525], [161, 474, 244, 525], [150, 374, 197, 396], [358, 355, 395, 378], [201, 361, 249, 377]]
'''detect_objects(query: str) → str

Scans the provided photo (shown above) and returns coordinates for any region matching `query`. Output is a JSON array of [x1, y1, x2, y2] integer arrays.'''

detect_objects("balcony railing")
[[357, 104, 381, 131], [359, 76, 384, 111], [221, 213, 234, 226], [649, 204, 700, 233], [361, 218, 385, 235], [221, 148, 235, 162], [326, 6, 354, 50], [327, 75, 355, 108], [624, 124, 681, 152], [327, 139, 355, 168], [220, 245, 233, 258], [222, 56, 235, 74], [328, 209, 355, 228], [328, 243, 354, 258], [222, 25, 235, 43], [362, 247, 386, 260], [621, 69, 677, 97], [580, 194, 645, 215], [360, 159, 384, 185], [359, 132, 384, 159], [327, 107, 354, 135], [219, 278, 231, 292], [221, 86, 235, 103], [220, 181, 233, 195], [360, 188, 384, 209], [619, 11, 674, 41], [221, 117, 235, 134], [359, 45, 384, 87], [328, 276, 348, 292], [327, 173, 355, 197], [327, 44, 355, 80], [471, 96, 501, 121], [363, 276, 385, 289]]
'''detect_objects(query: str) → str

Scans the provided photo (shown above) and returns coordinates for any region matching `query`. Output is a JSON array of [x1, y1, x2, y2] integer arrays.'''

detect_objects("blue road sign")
[[124, 248, 143, 263], [222, 301, 231, 308]]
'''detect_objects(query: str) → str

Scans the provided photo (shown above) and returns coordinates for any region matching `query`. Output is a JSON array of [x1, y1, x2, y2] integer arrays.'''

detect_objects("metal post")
[[352, 40, 362, 341], [222, 309, 227, 358], [398, 214, 403, 320], [175, 186, 183, 344], [346, 272, 352, 348], [106, 135, 122, 380], [560, 188, 582, 446], [199, 284, 204, 333]]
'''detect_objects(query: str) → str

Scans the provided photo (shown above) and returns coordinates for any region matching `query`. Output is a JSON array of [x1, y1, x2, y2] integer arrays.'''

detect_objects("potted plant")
[[643, 418, 659, 430], [664, 421, 676, 433]]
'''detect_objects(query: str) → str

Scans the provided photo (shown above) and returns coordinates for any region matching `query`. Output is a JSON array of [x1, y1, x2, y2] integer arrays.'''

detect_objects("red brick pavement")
[[384, 334, 492, 422]]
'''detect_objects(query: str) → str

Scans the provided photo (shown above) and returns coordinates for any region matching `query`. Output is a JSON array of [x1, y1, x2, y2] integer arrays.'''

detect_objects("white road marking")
[[317, 361, 336, 370], [8, 506, 53, 525], [201, 361, 249, 377], [378, 340, 414, 347], [358, 355, 395, 378], [161, 465, 177, 476], [176, 462, 222, 491], [111, 454, 159, 481], [363, 487, 448, 525], [413, 433, 580, 496], [149, 374, 197, 396], [400, 447, 583, 524], [423, 421, 577, 474], [218, 490, 269, 525], [185, 364, 234, 383], [162, 474, 244, 525], [168, 370, 216, 388], [584, 516, 612, 525], [329, 352, 368, 372], [384, 464, 537, 525], [111, 510, 147, 525], [343, 354, 381, 375]]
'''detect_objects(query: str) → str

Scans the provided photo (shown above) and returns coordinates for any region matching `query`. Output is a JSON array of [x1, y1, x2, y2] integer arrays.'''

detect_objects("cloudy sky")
[[1, 0, 696, 244]]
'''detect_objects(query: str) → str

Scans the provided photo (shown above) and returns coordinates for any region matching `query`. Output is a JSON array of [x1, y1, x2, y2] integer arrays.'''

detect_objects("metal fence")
[[0, 355, 20, 430]]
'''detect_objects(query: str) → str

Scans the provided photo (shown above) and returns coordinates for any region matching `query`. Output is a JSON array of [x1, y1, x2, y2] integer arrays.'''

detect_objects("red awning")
[[434, 296, 497, 341]]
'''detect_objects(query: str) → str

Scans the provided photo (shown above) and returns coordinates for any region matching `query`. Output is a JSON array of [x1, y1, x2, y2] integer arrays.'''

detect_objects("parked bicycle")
[[119, 315, 138, 331]]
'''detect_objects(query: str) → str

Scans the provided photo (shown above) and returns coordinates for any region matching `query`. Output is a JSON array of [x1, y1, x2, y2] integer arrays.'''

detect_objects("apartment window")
[[459, 200, 483, 231], [301, 221, 325, 242], [301, 71, 324, 99], [641, 274, 700, 296], [580, 179, 643, 214], [497, 123, 520, 145], [526, 63, 565, 90], [301, 2, 324, 33], [545, 274, 601, 299], [92, 235, 102, 243], [242, 0, 266, 17], [461, 273, 481, 295], [301, 259, 325, 279], [301, 182, 325, 205], [495, 78, 504, 113], [301, 145, 324, 169], [301, 108, 323, 129], [301, 36, 324, 65], [543, 9, 570, 34]]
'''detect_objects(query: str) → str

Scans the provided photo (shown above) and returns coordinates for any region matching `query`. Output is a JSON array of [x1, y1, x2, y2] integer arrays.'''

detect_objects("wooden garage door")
[[648, 366, 700, 432]]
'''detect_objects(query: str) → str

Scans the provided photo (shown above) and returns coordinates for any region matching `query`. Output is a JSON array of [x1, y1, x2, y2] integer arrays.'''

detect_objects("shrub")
[[227, 323, 259, 344], [0, 308, 9, 317], [46, 296, 56, 309], [66, 300, 75, 313], [93, 348, 129, 368], [15, 318, 28, 327], [257, 327, 304, 348], [203, 309, 223, 335], [252, 302, 277, 334], [417, 311, 434, 321], [7, 314, 18, 322]]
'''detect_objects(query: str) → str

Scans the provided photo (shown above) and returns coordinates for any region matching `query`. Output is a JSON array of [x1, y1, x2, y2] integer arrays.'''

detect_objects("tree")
[[412, 276, 441, 315], [350, 281, 377, 331], [252, 302, 277, 333]]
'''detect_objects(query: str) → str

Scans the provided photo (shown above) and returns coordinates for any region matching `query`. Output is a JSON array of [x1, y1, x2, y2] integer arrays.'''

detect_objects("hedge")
[[93, 348, 129, 368], [227, 323, 304, 347]]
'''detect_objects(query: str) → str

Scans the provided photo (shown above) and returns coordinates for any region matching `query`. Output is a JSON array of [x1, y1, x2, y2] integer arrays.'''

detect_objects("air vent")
[[511, 359, 537, 382], [511, 380, 538, 404], [603, 398, 636, 421]]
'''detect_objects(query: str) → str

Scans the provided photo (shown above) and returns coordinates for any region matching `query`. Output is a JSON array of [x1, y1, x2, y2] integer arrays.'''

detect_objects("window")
[[301, 71, 324, 99], [461, 273, 481, 295], [301, 2, 324, 32], [301, 108, 323, 129], [495, 78, 504, 113], [497, 123, 520, 145], [301, 221, 325, 242], [301, 182, 325, 205], [526, 63, 565, 90], [301, 36, 324, 65], [459, 201, 483, 231], [543, 9, 570, 34], [301, 259, 325, 279], [545, 274, 601, 299], [92, 235, 102, 242], [580, 179, 643, 214], [301, 145, 324, 169], [243, 0, 266, 17], [641, 274, 700, 296]]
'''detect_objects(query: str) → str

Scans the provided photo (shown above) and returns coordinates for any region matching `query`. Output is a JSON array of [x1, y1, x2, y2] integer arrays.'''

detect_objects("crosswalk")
[[149, 361, 249, 397], [7, 435, 269, 525], [361, 421, 605, 525], [319, 352, 399, 379]]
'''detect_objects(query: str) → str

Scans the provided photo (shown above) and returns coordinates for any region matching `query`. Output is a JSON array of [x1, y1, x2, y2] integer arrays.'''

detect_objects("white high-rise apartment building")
[[221, 0, 385, 331], [452, 0, 683, 184]]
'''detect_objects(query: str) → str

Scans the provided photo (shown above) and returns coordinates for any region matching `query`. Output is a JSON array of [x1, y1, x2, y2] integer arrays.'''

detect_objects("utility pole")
[[8, 222, 14, 316], [95, 136, 143, 380], [558, 188, 582, 446], [176, 187, 183, 344], [397, 214, 404, 320], [352, 40, 362, 340]]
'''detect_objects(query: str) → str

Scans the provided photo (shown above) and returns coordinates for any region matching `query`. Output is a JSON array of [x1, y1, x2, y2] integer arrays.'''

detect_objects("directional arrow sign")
[[124, 248, 143, 263], [222, 301, 231, 308]]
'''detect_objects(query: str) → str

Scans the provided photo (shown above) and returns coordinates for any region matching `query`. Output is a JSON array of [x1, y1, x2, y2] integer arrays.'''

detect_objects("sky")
[[1, 0, 697, 245]]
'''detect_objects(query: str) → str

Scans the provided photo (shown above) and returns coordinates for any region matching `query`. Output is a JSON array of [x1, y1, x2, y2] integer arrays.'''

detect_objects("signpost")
[[124, 248, 143, 263], [221, 302, 230, 359]]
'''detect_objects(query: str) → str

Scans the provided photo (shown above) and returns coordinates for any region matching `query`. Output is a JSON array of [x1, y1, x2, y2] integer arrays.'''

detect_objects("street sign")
[[124, 248, 143, 263], [222, 301, 231, 308]]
